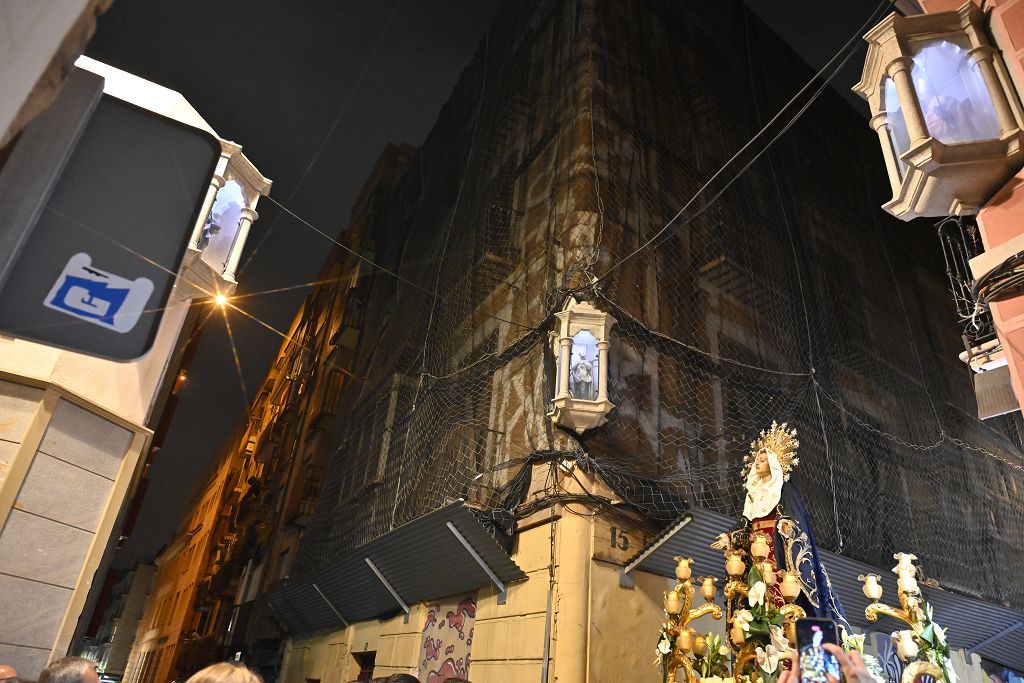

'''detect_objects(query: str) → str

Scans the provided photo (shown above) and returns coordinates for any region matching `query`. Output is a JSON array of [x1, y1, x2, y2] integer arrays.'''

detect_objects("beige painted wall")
[[0, 378, 149, 679], [277, 509, 721, 683]]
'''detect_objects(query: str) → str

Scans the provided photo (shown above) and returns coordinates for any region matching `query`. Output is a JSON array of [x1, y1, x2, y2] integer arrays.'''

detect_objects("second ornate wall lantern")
[[853, 3, 1024, 220]]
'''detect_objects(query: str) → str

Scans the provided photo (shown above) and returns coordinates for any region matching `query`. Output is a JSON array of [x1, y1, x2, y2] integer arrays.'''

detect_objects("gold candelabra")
[[859, 554, 946, 683], [663, 557, 724, 683]]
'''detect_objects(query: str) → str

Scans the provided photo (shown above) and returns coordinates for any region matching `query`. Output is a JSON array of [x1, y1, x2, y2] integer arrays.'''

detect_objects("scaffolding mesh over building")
[[295, 0, 1024, 611]]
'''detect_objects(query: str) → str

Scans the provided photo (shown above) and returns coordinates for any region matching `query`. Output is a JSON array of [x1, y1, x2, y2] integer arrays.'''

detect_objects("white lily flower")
[[748, 581, 767, 607], [756, 644, 781, 675], [769, 624, 791, 653], [734, 609, 754, 631], [657, 638, 672, 655], [933, 623, 947, 645]]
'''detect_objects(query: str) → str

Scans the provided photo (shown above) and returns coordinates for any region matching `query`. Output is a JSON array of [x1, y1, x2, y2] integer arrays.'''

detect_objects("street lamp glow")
[[214, 294, 229, 307]]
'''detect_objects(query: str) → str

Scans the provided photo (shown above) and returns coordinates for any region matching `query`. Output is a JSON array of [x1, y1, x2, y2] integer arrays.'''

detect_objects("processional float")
[[655, 423, 955, 683]]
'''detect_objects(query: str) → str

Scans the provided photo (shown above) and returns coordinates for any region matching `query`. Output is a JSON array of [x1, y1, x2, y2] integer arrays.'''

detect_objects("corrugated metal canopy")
[[625, 508, 1024, 672], [267, 501, 526, 632]]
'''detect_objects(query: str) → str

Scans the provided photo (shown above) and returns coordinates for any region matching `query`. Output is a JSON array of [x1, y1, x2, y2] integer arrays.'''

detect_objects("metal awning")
[[267, 501, 526, 633], [625, 508, 1024, 672]]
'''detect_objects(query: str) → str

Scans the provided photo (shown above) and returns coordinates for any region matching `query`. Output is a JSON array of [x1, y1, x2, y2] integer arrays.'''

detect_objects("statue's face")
[[754, 451, 771, 477]]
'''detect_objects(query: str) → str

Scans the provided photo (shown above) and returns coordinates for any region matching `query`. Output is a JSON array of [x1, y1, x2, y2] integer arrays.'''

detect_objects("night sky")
[[84, 0, 880, 567]]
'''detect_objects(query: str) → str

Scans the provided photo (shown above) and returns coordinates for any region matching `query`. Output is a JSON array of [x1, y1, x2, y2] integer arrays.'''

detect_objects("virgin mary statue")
[[738, 422, 850, 631]]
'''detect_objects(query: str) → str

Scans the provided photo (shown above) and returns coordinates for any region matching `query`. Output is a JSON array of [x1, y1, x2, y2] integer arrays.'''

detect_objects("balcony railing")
[[938, 216, 996, 347]]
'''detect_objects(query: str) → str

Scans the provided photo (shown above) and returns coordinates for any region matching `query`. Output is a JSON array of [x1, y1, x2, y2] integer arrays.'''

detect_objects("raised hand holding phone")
[[795, 618, 841, 683]]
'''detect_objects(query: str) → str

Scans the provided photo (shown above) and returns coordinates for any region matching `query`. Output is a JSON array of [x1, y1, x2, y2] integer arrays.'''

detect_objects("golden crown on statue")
[[742, 421, 800, 480]]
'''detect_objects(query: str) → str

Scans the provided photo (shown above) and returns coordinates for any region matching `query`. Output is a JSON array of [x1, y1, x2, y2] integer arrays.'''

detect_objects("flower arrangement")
[[730, 565, 793, 683]]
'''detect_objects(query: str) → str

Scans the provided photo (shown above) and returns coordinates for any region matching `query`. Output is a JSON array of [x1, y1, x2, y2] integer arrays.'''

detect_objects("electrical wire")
[[264, 195, 535, 332], [576, 0, 894, 292]]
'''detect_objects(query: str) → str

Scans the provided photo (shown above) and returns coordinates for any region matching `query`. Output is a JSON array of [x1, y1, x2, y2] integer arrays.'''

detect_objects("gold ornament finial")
[[742, 421, 800, 481]]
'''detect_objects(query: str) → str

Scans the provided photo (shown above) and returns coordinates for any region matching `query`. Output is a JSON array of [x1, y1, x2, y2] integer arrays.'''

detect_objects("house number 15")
[[609, 527, 630, 551]]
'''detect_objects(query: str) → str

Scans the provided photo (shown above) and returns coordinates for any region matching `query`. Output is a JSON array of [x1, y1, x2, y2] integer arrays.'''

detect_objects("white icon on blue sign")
[[44, 253, 154, 334]]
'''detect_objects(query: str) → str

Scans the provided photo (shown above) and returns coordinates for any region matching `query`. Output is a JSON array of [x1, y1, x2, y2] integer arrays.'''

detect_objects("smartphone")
[[795, 617, 840, 683]]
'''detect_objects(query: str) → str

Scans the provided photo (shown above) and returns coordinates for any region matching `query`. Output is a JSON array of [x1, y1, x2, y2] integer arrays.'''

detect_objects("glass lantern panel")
[[200, 180, 247, 272], [883, 77, 911, 180], [569, 329, 599, 401], [911, 39, 1001, 144]]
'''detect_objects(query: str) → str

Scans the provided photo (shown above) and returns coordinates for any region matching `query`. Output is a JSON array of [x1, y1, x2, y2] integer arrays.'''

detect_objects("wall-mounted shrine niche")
[[853, 3, 1024, 220], [549, 298, 616, 434]]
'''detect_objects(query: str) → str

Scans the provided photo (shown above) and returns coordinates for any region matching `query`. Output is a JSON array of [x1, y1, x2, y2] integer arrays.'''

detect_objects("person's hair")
[[384, 676, 419, 683], [38, 658, 95, 683], [183, 663, 262, 683]]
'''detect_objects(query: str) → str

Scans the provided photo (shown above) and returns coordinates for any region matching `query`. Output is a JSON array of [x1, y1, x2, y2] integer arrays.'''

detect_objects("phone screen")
[[795, 618, 840, 683]]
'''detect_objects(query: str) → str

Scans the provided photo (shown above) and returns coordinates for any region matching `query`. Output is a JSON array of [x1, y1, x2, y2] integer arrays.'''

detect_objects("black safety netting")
[[294, 0, 1024, 610]]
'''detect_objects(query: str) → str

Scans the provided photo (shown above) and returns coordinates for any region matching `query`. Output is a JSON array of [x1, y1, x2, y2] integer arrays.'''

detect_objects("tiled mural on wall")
[[418, 596, 476, 683]]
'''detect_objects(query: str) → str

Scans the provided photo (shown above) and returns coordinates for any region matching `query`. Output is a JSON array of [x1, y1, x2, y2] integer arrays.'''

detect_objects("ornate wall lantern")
[[549, 298, 616, 434], [179, 141, 271, 298], [853, 3, 1024, 220]]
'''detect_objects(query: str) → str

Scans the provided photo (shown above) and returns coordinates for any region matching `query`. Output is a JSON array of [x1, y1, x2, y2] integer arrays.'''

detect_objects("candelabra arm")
[[778, 604, 806, 621], [724, 580, 749, 601], [865, 602, 914, 627], [685, 603, 723, 625], [734, 643, 757, 679], [677, 581, 696, 616], [666, 652, 695, 683], [779, 604, 806, 646]]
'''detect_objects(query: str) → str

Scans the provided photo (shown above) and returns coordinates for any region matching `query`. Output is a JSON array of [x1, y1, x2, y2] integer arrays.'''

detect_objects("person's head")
[[384, 676, 419, 683], [184, 663, 262, 683], [38, 657, 98, 683], [0, 664, 18, 683]]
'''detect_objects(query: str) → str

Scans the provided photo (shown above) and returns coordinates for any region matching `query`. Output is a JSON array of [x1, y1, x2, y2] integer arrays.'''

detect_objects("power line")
[[579, 0, 894, 291], [264, 194, 536, 331]]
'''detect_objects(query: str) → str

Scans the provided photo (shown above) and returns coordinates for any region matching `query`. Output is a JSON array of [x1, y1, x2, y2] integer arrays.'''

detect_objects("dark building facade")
[[299, 0, 1024, 601], [151, 0, 1024, 680]]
